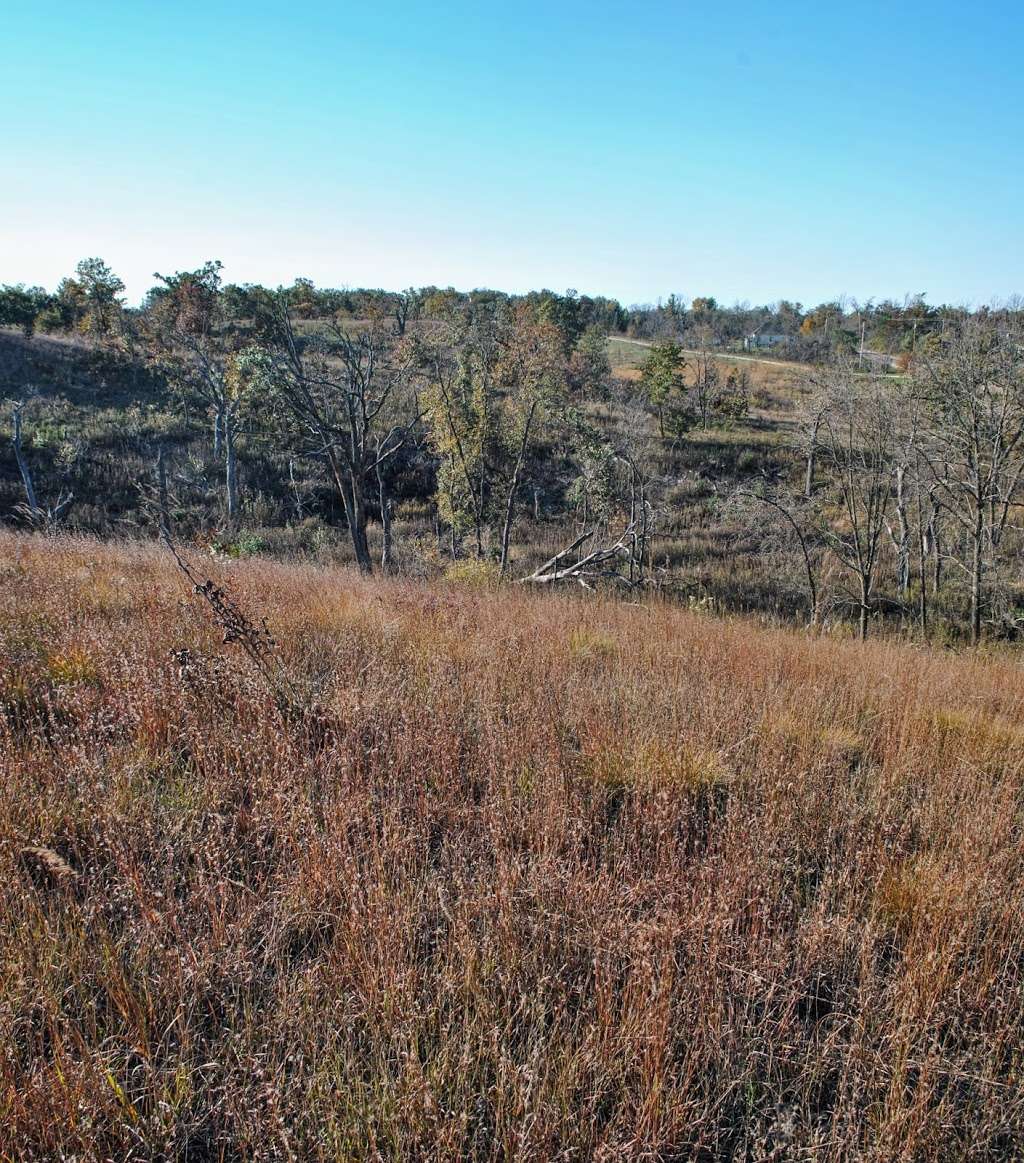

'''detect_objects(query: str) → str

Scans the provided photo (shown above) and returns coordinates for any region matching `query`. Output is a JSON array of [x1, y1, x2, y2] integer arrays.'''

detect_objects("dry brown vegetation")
[[2, 532, 1023, 1159], [608, 338, 807, 394]]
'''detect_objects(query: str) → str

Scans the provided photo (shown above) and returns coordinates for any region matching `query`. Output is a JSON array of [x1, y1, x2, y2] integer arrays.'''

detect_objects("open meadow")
[[2, 533, 1023, 1159]]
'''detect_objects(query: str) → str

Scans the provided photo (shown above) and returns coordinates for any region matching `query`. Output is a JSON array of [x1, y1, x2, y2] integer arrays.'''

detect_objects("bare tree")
[[691, 340, 721, 431], [9, 401, 73, 528], [798, 388, 827, 499], [731, 486, 821, 626], [245, 297, 418, 573], [147, 262, 244, 527], [391, 289, 420, 337], [494, 306, 567, 579], [815, 372, 899, 640], [915, 318, 1024, 644], [885, 402, 923, 603]]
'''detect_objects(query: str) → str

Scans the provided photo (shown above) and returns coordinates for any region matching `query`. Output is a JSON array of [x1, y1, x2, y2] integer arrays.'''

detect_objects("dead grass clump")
[[19, 845, 80, 891]]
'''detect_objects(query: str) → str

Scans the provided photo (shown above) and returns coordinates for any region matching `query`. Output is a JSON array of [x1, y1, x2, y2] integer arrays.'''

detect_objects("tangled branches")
[[162, 528, 299, 718]]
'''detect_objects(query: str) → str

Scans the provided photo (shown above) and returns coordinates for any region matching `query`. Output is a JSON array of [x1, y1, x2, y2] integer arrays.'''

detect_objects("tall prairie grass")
[[1, 532, 1022, 1159]]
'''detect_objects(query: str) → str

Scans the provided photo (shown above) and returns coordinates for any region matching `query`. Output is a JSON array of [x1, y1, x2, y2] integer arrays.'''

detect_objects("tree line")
[[3, 258, 1024, 644]]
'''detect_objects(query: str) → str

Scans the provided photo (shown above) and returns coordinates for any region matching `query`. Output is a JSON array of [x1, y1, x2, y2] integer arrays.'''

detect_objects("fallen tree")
[[518, 522, 642, 588]]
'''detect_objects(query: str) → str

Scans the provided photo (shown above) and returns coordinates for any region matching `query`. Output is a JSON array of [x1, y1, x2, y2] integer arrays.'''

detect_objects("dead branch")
[[518, 522, 639, 588]]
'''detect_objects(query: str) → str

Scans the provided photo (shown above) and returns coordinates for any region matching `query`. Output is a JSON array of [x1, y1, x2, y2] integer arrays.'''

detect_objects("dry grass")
[[1, 533, 1023, 1159], [607, 337, 807, 396]]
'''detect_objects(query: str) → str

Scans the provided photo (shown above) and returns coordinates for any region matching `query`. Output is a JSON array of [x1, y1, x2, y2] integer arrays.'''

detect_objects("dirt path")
[[609, 335, 811, 370], [610, 336, 901, 379]]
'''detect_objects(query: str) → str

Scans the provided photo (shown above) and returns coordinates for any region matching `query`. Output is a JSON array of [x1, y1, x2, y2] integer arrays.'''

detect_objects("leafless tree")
[[148, 263, 243, 527], [730, 485, 822, 626], [884, 400, 924, 603], [392, 289, 420, 337], [9, 401, 73, 528], [691, 337, 721, 431], [494, 306, 567, 579], [914, 318, 1024, 644], [798, 389, 827, 499], [814, 372, 899, 640], [252, 298, 419, 573]]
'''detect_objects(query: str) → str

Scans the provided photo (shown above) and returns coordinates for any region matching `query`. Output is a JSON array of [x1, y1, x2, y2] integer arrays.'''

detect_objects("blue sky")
[[3, 0, 1022, 306]]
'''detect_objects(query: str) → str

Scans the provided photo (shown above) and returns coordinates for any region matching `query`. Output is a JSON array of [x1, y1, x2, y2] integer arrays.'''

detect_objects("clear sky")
[[3, 0, 1022, 307]]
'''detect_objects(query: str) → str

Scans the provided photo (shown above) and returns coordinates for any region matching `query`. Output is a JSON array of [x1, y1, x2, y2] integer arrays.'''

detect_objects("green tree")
[[537, 289, 586, 351], [640, 341, 687, 437], [716, 368, 751, 424], [690, 296, 717, 316], [74, 257, 125, 339], [420, 325, 495, 558], [0, 285, 50, 337], [569, 325, 613, 400]]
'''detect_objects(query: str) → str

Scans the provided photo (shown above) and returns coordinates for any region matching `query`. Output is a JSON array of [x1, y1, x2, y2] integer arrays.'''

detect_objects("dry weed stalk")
[[162, 528, 300, 719]]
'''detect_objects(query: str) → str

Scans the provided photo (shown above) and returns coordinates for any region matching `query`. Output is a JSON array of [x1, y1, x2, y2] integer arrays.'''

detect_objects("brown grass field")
[[607, 337, 809, 395], [2, 533, 1023, 1159]]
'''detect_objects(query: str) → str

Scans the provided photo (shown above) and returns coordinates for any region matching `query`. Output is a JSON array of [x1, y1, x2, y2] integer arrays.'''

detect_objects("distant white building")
[[744, 331, 789, 351]]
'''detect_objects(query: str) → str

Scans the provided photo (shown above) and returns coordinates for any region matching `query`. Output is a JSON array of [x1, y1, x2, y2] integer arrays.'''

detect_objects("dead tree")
[[914, 319, 1024, 645], [816, 374, 898, 641], [694, 355, 720, 431], [374, 423, 414, 573], [10, 402, 73, 528], [885, 405, 922, 603], [11, 403, 39, 516], [495, 306, 567, 579], [732, 486, 820, 626], [518, 521, 642, 589], [252, 297, 419, 573], [148, 263, 242, 528], [800, 397, 826, 498]]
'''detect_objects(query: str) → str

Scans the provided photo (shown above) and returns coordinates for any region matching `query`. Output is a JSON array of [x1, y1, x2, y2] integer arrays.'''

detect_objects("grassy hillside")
[[0, 326, 812, 621], [2, 534, 1022, 1158]]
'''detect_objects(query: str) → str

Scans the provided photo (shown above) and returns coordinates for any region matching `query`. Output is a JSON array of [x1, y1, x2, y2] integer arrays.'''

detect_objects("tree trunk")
[[917, 493, 928, 637], [289, 459, 305, 520], [224, 415, 238, 528], [893, 463, 910, 597], [931, 507, 942, 596], [213, 407, 223, 459], [499, 482, 518, 579], [329, 453, 373, 574], [348, 485, 373, 574], [859, 574, 870, 642], [377, 462, 394, 573], [157, 445, 172, 537], [499, 403, 537, 580], [970, 510, 983, 646], [11, 408, 40, 517], [475, 468, 486, 558], [804, 413, 820, 498]]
